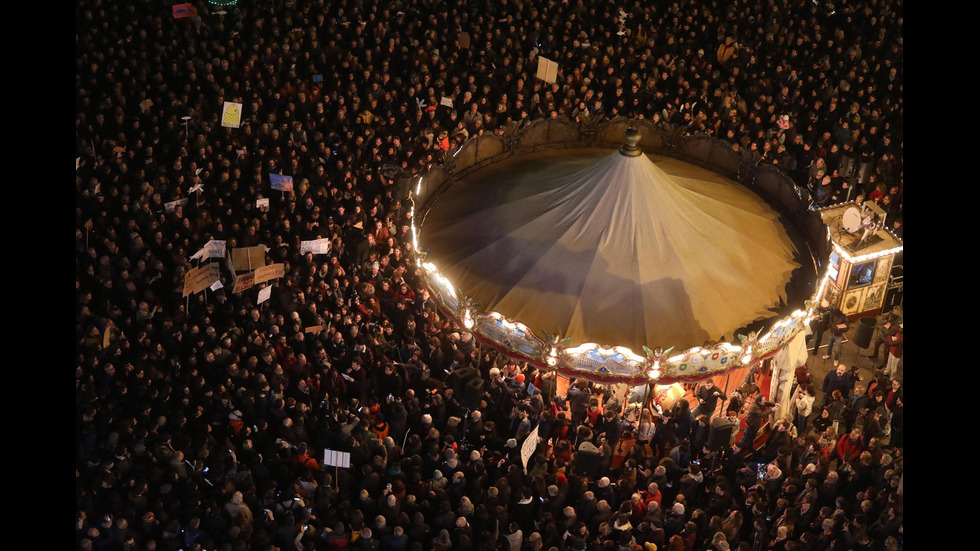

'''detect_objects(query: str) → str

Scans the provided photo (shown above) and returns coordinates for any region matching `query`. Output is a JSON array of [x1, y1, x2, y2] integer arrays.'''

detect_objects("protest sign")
[[254, 263, 285, 284], [323, 449, 351, 468], [221, 101, 243, 128], [231, 246, 266, 272], [182, 264, 220, 296], [536, 56, 559, 84], [300, 238, 332, 255], [257, 285, 272, 304], [521, 425, 541, 471], [231, 271, 255, 294]]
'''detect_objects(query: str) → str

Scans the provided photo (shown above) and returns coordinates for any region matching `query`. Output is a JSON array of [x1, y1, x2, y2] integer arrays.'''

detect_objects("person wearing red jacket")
[[835, 428, 864, 465]]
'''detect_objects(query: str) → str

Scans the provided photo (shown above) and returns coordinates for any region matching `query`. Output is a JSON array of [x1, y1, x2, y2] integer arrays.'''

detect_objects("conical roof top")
[[421, 147, 799, 351]]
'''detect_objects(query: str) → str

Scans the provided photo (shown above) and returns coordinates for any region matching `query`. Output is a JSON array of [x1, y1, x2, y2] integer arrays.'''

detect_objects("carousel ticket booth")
[[815, 201, 904, 317]]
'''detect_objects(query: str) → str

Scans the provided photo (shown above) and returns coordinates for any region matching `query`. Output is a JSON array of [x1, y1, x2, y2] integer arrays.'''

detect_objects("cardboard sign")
[[254, 262, 285, 284], [300, 238, 332, 255], [221, 101, 243, 128], [458, 31, 471, 49], [305, 325, 323, 333], [182, 264, 220, 297], [231, 246, 266, 272], [536, 56, 559, 84], [231, 271, 255, 294]]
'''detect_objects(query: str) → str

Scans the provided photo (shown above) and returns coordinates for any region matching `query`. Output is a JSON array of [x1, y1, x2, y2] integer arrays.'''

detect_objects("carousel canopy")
[[421, 145, 800, 352]]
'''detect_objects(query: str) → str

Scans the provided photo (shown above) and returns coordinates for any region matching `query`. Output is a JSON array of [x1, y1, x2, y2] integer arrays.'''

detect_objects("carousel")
[[408, 118, 823, 414]]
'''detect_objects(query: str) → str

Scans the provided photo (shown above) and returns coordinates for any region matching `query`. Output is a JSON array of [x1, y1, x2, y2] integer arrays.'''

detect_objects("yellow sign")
[[221, 101, 243, 128]]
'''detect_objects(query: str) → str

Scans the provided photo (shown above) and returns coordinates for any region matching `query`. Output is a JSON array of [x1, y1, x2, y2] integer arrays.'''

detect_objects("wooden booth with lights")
[[816, 201, 904, 317]]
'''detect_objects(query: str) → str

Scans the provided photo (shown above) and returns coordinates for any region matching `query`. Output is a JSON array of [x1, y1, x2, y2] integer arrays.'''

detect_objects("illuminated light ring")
[[414, 224, 811, 384]]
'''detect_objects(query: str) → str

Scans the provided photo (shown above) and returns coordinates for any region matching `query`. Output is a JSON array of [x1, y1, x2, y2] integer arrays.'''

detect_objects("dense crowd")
[[76, 0, 903, 549]]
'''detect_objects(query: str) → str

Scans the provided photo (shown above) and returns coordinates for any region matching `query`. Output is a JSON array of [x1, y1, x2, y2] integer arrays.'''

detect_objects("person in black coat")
[[822, 364, 853, 406]]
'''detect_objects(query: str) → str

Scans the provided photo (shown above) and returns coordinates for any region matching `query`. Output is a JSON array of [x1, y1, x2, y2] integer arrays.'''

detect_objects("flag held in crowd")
[[172, 3, 198, 19], [270, 173, 294, 192]]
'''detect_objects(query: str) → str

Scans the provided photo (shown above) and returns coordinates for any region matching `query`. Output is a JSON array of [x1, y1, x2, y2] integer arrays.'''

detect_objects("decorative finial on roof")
[[619, 126, 642, 157]]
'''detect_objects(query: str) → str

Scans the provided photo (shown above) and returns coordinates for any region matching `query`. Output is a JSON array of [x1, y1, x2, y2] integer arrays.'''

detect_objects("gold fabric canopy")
[[421, 148, 799, 351]]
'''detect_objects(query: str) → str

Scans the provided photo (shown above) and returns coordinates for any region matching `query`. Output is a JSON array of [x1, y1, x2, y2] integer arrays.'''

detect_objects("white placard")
[[300, 238, 332, 255], [322, 449, 351, 468], [164, 198, 189, 212], [257, 285, 272, 304], [191, 240, 227, 261], [521, 425, 540, 471]]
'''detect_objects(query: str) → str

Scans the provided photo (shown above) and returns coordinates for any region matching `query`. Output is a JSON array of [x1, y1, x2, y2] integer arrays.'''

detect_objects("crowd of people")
[[75, 0, 904, 549]]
